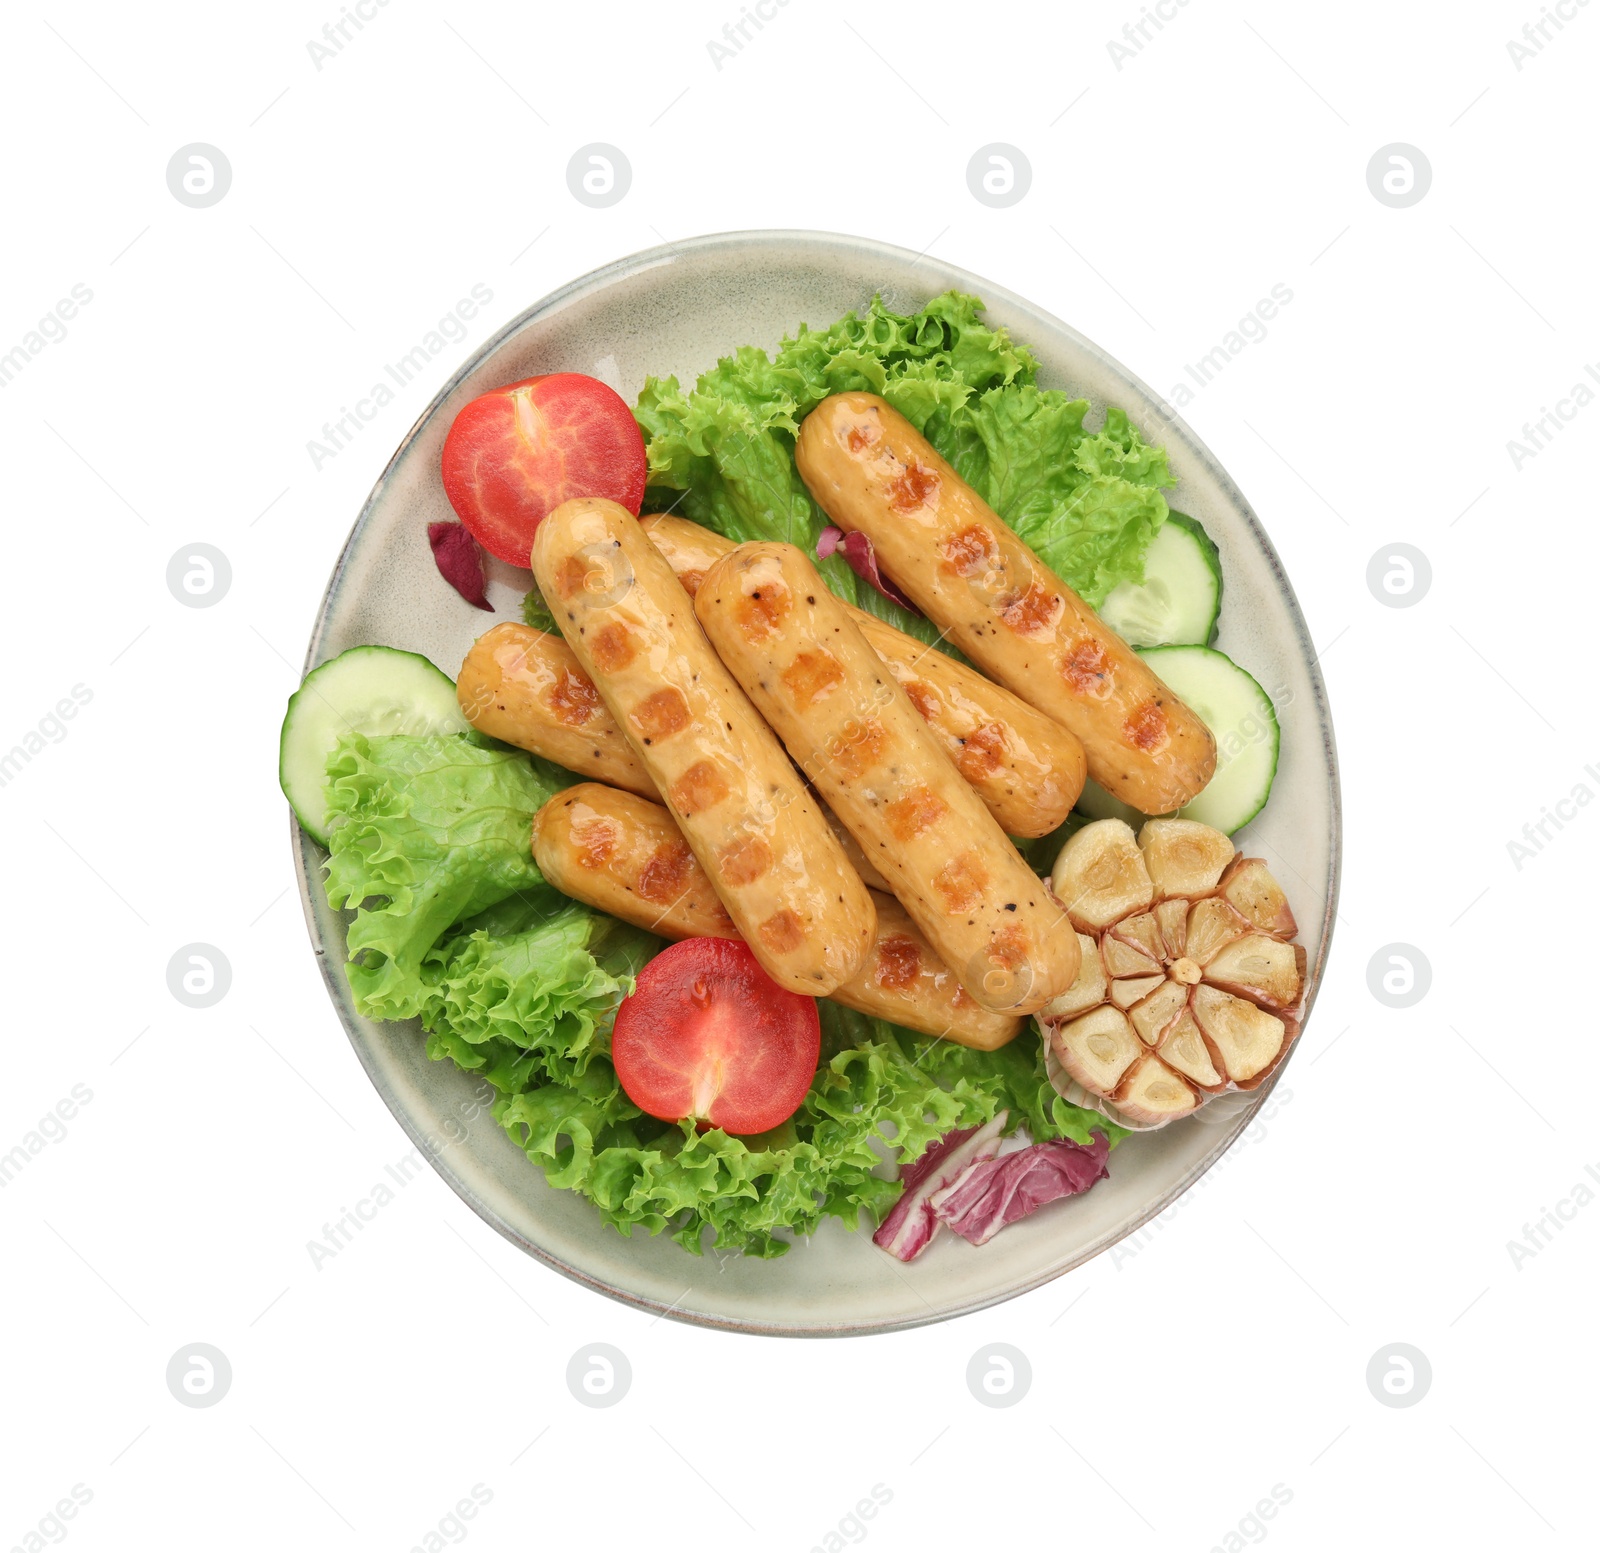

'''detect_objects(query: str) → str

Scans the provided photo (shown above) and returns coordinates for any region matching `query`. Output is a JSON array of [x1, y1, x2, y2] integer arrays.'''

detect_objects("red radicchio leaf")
[[872, 1113, 1008, 1263], [428, 521, 493, 611], [816, 526, 922, 617], [930, 1132, 1111, 1248]]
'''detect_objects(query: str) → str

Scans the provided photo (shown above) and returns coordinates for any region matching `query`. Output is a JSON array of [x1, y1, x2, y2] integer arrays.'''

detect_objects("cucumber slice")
[[1074, 646, 1279, 834], [279, 645, 468, 846], [1097, 513, 1222, 648]]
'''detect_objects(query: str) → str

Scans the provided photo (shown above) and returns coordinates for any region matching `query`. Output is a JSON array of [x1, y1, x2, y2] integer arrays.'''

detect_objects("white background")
[[1, 1, 1594, 1549]]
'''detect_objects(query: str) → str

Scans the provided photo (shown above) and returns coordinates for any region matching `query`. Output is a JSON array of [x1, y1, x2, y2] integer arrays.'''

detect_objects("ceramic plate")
[[292, 231, 1341, 1336]]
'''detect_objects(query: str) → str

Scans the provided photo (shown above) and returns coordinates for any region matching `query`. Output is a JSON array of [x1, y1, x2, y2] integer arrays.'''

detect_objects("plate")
[[293, 231, 1341, 1335]]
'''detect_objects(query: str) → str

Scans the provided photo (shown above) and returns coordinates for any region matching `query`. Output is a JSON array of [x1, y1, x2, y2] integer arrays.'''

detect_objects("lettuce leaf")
[[495, 1001, 1119, 1258], [422, 896, 658, 1106], [322, 732, 571, 1021], [634, 290, 1174, 640]]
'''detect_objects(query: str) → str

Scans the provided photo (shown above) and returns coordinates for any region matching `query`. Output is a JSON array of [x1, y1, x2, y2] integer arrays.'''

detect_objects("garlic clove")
[[1051, 819, 1154, 930], [1138, 817, 1235, 898]]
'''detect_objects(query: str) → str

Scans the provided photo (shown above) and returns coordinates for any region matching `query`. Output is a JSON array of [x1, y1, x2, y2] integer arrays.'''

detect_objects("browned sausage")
[[456, 622, 654, 797], [694, 540, 1078, 1015], [794, 393, 1217, 814], [530, 498, 875, 996], [532, 782, 1019, 1048], [641, 513, 1086, 834]]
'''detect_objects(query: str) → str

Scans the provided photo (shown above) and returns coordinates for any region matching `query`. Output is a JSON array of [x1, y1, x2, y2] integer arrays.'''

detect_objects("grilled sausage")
[[530, 498, 875, 996], [533, 782, 1019, 1048], [641, 513, 1086, 835], [793, 393, 1217, 814], [694, 541, 1078, 1015], [456, 622, 655, 797]]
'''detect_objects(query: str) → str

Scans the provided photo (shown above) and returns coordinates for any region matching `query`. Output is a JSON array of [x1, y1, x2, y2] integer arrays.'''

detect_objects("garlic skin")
[[1042, 819, 1305, 1130]]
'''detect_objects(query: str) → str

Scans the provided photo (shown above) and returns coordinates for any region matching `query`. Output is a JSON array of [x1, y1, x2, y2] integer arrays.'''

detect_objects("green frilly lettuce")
[[634, 290, 1174, 635], [319, 732, 1116, 1259]]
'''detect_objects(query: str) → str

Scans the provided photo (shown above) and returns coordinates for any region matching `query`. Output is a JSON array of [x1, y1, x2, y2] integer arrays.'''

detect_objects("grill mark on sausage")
[[757, 908, 806, 955], [874, 935, 922, 990], [885, 785, 949, 842], [717, 833, 773, 886], [631, 687, 691, 743], [997, 582, 1062, 637], [829, 717, 891, 779], [571, 814, 621, 870], [938, 524, 998, 578], [1125, 700, 1169, 753], [589, 622, 636, 673], [935, 852, 990, 913], [547, 665, 600, 727], [887, 460, 940, 512], [781, 649, 846, 709], [735, 582, 792, 639], [1061, 638, 1114, 698], [670, 759, 729, 815], [956, 721, 1008, 781], [637, 840, 692, 904]]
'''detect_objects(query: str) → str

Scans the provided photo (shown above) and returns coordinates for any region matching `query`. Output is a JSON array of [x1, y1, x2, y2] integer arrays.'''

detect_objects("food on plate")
[[1097, 512, 1222, 648], [794, 391, 1217, 815], [694, 540, 1078, 1015], [280, 645, 467, 847], [530, 497, 876, 996], [1074, 645, 1280, 835], [642, 513, 1087, 836], [532, 781, 1021, 1048], [1042, 817, 1303, 1126], [427, 520, 493, 610], [287, 289, 1315, 1265], [872, 1113, 1112, 1261], [456, 621, 655, 798], [610, 937, 822, 1135], [441, 372, 648, 564], [531, 781, 738, 939]]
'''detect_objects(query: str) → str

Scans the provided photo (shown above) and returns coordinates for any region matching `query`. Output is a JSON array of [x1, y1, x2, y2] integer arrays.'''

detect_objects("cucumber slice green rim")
[[279, 644, 468, 848], [1074, 645, 1280, 835], [1097, 512, 1223, 648]]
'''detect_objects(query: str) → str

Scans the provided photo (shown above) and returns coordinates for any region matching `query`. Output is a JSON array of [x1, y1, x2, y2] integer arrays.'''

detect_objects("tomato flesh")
[[610, 939, 821, 1136], [440, 372, 647, 566]]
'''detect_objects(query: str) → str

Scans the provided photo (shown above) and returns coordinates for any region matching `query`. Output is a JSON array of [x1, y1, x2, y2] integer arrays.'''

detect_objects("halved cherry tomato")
[[440, 373, 647, 566], [610, 938, 821, 1136]]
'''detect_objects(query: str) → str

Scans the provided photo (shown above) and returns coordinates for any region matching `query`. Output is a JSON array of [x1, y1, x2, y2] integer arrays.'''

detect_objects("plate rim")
[[292, 228, 1344, 1337]]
